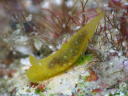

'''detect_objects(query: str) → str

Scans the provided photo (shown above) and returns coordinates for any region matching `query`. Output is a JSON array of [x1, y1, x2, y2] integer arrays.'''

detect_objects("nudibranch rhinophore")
[[26, 10, 104, 82]]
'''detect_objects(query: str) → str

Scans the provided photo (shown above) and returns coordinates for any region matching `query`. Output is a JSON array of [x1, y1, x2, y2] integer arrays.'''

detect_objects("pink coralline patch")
[[85, 69, 99, 82], [91, 88, 103, 93], [30, 82, 46, 92], [37, 84, 46, 92]]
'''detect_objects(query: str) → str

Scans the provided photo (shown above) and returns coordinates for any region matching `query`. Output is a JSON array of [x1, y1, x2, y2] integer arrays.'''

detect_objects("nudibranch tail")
[[26, 10, 104, 82]]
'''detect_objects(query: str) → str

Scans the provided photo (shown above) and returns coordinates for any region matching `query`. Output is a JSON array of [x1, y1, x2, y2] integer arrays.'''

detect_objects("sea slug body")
[[26, 10, 104, 82]]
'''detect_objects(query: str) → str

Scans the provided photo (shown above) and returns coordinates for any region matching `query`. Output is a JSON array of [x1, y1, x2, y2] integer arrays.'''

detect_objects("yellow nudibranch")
[[26, 10, 104, 82]]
